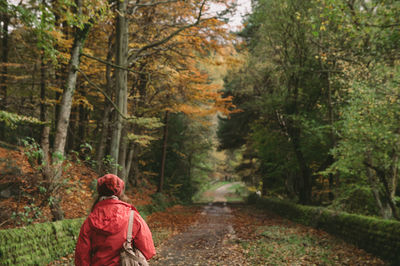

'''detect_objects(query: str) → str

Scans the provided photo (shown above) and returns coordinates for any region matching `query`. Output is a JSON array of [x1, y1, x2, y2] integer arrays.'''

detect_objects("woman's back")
[[74, 175, 155, 266]]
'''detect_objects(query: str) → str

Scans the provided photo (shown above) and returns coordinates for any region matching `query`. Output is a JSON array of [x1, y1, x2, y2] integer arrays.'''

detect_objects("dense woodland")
[[0, 0, 399, 225], [0, 0, 235, 222], [218, 0, 400, 220]]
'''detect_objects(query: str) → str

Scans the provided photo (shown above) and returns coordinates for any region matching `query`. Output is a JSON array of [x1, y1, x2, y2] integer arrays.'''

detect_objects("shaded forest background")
[[0, 0, 400, 228], [218, 0, 400, 220]]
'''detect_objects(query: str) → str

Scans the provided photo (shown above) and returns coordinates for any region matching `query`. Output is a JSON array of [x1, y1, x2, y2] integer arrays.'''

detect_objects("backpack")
[[120, 210, 149, 266]]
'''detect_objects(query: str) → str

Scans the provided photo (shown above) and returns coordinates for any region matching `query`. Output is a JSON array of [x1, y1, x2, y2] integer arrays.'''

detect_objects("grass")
[[227, 183, 249, 201], [151, 228, 174, 246], [239, 225, 337, 265]]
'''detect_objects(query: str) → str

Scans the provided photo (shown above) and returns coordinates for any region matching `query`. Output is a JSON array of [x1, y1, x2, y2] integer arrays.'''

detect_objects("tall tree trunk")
[[0, 6, 9, 108], [129, 143, 140, 187], [50, 0, 92, 220], [158, 111, 169, 193], [78, 90, 88, 147], [66, 107, 77, 152], [326, 68, 339, 200], [110, 0, 128, 174], [96, 105, 111, 173], [366, 158, 389, 218], [95, 34, 114, 173], [125, 142, 135, 186], [40, 52, 47, 123], [365, 157, 399, 220], [389, 151, 399, 219], [53, 24, 91, 155], [290, 127, 312, 205], [118, 127, 128, 180], [40, 51, 52, 182]]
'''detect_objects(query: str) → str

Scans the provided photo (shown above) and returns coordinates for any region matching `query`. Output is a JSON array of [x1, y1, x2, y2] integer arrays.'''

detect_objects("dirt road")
[[199, 182, 243, 203], [152, 203, 246, 265]]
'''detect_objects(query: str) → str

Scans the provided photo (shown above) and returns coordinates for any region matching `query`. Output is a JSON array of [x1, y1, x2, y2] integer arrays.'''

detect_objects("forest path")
[[195, 181, 246, 204], [152, 203, 245, 265], [151, 203, 387, 266]]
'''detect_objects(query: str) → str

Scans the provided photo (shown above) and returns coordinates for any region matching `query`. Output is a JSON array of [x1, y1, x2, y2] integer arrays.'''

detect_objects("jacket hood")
[[88, 199, 130, 235]]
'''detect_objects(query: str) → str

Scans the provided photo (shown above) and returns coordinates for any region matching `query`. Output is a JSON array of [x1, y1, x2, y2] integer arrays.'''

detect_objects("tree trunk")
[[158, 111, 169, 193], [50, 0, 92, 220], [389, 151, 400, 219], [95, 35, 114, 173], [365, 157, 399, 220], [96, 104, 111, 173], [40, 52, 47, 122], [110, 0, 128, 174], [125, 142, 135, 186], [77, 93, 88, 151], [129, 143, 140, 187], [40, 52, 52, 182], [53, 28, 91, 155], [366, 159, 388, 218], [0, 7, 9, 108], [289, 126, 312, 204], [118, 127, 128, 180]]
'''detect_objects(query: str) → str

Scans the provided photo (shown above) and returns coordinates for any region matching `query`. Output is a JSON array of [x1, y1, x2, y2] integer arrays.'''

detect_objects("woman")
[[75, 174, 156, 265]]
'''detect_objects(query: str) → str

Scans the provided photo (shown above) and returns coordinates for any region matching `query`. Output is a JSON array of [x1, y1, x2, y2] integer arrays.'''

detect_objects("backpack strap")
[[127, 210, 134, 244]]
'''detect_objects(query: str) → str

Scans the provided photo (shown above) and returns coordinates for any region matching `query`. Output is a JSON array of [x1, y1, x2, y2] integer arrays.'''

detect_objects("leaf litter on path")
[[232, 206, 387, 266], [49, 204, 387, 265]]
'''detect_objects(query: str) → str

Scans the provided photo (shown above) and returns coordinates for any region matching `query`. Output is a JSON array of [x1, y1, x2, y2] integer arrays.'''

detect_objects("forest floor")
[[50, 182, 387, 265], [150, 183, 387, 266], [151, 204, 387, 265], [0, 148, 388, 265], [0, 146, 154, 229]]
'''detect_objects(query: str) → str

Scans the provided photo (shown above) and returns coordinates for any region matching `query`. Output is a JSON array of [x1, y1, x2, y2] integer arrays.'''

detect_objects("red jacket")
[[75, 199, 156, 265]]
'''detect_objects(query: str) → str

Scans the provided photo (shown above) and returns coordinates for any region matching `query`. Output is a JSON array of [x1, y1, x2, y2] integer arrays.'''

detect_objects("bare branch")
[[77, 68, 129, 120], [81, 53, 149, 75], [128, 0, 208, 62], [133, 0, 181, 7]]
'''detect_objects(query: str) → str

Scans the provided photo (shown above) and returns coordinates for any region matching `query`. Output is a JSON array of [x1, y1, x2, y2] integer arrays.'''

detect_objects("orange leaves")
[[48, 30, 73, 50], [147, 205, 202, 234]]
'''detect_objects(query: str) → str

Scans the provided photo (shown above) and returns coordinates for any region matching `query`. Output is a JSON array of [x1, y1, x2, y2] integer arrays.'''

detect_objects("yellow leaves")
[[48, 30, 73, 50], [0, 62, 23, 67], [49, 86, 63, 94], [73, 96, 94, 111]]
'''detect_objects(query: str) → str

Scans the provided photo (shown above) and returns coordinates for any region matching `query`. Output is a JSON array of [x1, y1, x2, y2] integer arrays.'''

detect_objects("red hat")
[[97, 174, 125, 196]]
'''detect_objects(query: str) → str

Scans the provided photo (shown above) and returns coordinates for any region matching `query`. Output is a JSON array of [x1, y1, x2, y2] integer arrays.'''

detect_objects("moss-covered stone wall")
[[249, 195, 400, 264], [0, 218, 84, 265], [0, 194, 173, 265]]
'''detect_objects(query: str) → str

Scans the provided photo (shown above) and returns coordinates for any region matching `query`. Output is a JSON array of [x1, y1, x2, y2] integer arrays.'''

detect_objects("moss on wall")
[[0, 218, 84, 265], [248, 194, 400, 264]]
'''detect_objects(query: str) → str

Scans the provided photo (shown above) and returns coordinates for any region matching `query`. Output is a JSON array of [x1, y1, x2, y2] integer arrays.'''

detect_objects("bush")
[[329, 185, 380, 216]]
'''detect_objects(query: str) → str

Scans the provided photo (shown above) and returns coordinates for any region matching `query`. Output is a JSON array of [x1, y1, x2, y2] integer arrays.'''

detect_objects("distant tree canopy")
[[218, 0, 400, 220]]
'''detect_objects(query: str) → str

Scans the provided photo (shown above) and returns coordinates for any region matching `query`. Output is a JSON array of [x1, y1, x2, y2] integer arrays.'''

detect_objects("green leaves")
[[0, 111, 45, 129], [330, 66, 400, 176]]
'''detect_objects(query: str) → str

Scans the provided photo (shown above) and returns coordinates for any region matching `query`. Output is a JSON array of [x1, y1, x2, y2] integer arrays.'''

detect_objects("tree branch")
[[77, 68, 129, 120], [81, 52, 149, 75], [132, 0, 181, 7], [128, 0, 208, 62]]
